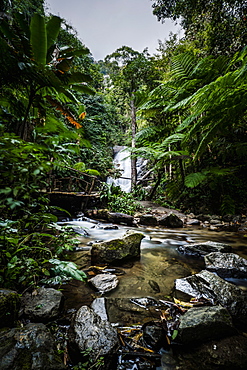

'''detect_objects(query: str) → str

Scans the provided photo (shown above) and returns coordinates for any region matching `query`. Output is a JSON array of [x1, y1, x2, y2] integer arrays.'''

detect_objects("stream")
[[59, 218, 247, 309], [58, 218, 247, 369]]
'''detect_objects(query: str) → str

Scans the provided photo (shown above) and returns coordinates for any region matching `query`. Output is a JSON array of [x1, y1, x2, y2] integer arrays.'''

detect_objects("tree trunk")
[[130, 97, 137, 191]]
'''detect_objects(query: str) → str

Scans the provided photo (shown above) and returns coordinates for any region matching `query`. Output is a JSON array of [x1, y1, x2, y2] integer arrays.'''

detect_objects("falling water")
[[107, 146, 148, 192], [107, 146, 132, 192]]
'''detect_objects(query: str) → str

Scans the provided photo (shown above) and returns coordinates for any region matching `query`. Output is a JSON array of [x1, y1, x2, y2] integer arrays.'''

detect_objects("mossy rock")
[[91, 230, 144, 265], [0, 289, 20, 328]]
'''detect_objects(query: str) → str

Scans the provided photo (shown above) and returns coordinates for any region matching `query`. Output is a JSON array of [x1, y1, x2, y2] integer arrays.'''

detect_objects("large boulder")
[[158, 213, 183, 228], [139, 214, 158, 226], [20, 287, 64, 322], [68, 306, 119, 361], [0, 323, 65, 370], [108, 212, 134, 226], [204, 252, 247, 278], [175, 270, 247, 328], [0, 289, 20, 328], [91, 230, 144, 265], [177, 241, 232, 258], [177, 306, 236, 344]]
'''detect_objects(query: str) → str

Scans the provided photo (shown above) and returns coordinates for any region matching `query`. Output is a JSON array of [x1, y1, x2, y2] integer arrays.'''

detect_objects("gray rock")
[[139, 214, 158, 226], [0, 289, 20, 328], [158, 213, 183, 228], [89, 274, 118, 293], [108, 212, 134, 226], [175, 270, 247, 328], [68, 306, 119, 361], [210, 219, 222, 225], [143, 322, 166, 350], [177, 241, 232, 258], [91, 298, 108, 321], [177, 305, 236, 344], [91, 230, 144, 265], [106, 298, 159, 326], [0, 323, 65, 370], [186, 219, 201, 226], [204, 252, 247, 278], [21, 287, 64, 322]]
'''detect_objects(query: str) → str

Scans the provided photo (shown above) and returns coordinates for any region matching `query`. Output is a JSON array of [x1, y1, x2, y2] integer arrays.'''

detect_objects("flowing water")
[[60, 218, 247, 311], [106, 146, 148, 193], [59, 218, 247, 369]]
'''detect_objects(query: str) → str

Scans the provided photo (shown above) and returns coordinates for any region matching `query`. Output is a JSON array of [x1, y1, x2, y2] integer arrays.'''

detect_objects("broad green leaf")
[[49, 259, 87, 282], [59, 47, 90, 58], [46, 15, 61, 51], [30, 14, 47, 66]]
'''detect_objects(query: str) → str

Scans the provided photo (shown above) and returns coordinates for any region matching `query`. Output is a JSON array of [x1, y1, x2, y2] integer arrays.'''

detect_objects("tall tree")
[[151, 0, 247, 55], [104, 46, 157, 190]]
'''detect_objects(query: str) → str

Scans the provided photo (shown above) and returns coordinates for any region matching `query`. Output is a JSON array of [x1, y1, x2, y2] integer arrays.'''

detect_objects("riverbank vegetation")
[[1, 0, 247, 291]]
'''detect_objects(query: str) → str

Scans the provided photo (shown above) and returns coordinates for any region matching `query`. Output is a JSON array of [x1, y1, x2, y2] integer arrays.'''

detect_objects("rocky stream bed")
[[1, 204, 247, 369]]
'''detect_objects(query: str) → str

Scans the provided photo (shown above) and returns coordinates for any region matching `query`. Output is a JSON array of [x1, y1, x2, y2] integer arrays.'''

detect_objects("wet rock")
[[186, 219, 201, 226], [0, 289, 20, 328], [68, 306, 119, 361], [21, 287, 64, 322], [210, 219, 222, 225], [175, 270, 247, 328], [91, 298, 108, 321], [89, 273, 119, 293], [106, 298, 158, 325], [177, 306, 236, 344], [0, 323, 65, 369], [174, 334, 247, 370], [85, 208, 109, 220], [103, 224, 119, 230], [208, 225, 219, 231], [196, 214, 211, 222], [130, 297, 160, 309], [139, 214, 158, 226], [204, 252, 247, 278], [158, 213, 183, 228], [143, 322, 166, 350], [108, 212, 134, 226], [91, 230, 144, 265], [177, 241, 232, 258]]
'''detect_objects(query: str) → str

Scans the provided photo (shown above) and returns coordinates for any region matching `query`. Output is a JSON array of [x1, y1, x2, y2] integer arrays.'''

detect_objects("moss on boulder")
[[91, 230, 144, 265]]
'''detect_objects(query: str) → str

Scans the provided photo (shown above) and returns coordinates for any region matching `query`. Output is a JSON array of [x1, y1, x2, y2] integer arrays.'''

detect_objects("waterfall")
[[107, 146, 131, 193], [107, 146, 148, 193]]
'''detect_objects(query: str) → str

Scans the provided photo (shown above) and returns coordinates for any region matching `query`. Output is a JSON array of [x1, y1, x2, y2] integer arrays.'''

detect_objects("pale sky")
[[45, 0, 182, 60]]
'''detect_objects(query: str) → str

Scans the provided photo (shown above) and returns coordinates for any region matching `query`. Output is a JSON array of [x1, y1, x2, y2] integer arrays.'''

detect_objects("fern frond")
[[184, 172, 208, 188], [171, 52, 196, 81]]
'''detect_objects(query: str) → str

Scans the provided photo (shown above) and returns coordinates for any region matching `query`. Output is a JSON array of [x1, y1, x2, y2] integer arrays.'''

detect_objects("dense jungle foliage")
[[1, 0, 247, 290]]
